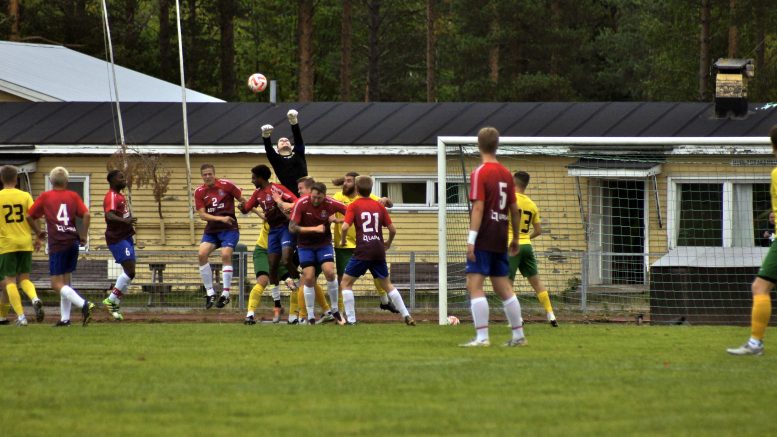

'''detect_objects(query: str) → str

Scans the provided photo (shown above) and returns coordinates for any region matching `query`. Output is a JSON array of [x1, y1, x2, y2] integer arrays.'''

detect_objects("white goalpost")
[[437, 135, 771, 326]]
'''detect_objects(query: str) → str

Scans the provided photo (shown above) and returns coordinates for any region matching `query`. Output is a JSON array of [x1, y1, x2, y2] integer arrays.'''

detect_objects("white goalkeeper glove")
[[287, 109, 299, 125], [261, 124, 274, 138]]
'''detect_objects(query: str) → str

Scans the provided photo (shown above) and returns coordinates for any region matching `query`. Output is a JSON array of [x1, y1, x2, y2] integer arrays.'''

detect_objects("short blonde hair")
[[49, 166, 70, 187], [478, 127, 500, 154]]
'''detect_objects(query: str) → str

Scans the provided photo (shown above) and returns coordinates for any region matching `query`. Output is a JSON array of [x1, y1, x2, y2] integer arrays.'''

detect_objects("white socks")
[[60, 296, 71, 321], [115, 272, 131, 293], [303, 285, 315, 320], [326, 279, 339, 312], [470, 296, 490, 342], [343, 289, 356, 323], [503, 295, 525, 341], [200, 264, 215, 295], [388, 289, 410, 318], [222, 266, 233, 295], [271, 285, 281, 302], [60, 285, 85, 308]]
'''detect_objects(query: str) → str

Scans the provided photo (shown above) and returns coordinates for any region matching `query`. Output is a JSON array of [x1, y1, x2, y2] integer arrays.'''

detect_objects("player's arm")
[[105, 210, 136, 225], [289, 220, 324, 235], [78, 211, 91, 244], [508, 202, 522, 256], [288, 110, 305, 155], [385, 223, 396, 250], [26, 208, 46, 251], [197, 207, 234, 225], [530, 221, 542, 239], [340, 204, 355, 246], [261, 124, 280, 161], [467, 200, 484, 261], [238, 193, 258, 214]]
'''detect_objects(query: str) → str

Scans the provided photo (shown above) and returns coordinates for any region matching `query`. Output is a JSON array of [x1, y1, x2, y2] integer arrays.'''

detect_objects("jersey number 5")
[[361, 212, 380, 233], [498, 182, 508, 209], [2, 204, 23, 223]]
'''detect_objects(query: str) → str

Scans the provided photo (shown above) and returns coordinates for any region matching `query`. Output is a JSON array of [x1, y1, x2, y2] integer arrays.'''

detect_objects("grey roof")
[[0, 41, 222, 103], [0, 101, 776, 147]]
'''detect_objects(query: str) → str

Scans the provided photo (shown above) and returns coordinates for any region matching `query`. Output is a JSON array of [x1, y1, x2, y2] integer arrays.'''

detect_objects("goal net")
[[437, 136, 772, 325]]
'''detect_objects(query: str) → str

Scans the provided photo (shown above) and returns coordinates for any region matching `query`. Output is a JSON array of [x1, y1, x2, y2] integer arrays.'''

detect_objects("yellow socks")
[[247, 283, 265, 313], [289, 286, 299, 316], [536, 290, 554, 315], [19, 279, 38, 301], [6, 283, 24, 317], [298, 286, 307, 319], [751, 293, 772, 341], [314, 284, 330, 312]]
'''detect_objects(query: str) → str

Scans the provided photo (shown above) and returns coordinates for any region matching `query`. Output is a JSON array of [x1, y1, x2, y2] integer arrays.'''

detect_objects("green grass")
[[1, 323, 774, 436]]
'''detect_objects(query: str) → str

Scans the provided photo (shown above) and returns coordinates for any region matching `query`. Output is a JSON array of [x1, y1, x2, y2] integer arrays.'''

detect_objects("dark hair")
[[345, 171, 359, 179], [298, 176, 315, 189], [200, 163, 215, 173], [0, 165, 18, 185], [513, 171, 530, 188], [356, 176, 373, 197], [251, 164, 272, 181], [310, 182, 327, 195], [107, 169, 122, 183], [478, 127, 499, 154]]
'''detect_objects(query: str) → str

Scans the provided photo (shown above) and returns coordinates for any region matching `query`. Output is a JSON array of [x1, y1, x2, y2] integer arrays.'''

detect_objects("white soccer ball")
[[446, 315, 460, 326], [247, 73, 268, 93]]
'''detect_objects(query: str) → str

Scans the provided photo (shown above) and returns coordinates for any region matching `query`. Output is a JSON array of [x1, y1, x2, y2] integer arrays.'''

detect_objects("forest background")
[[2, 0, 776, 103]]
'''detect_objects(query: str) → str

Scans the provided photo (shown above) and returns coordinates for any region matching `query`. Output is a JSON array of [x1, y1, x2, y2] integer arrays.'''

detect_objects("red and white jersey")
[[103, 189, 134, 245], [194, 179, 242, 233], [241, 183, 297, 228], [290, 195, 347, 248], [343, 197, 392, 261], [28, 189, 89, 253], [469, 162, 516, 253]]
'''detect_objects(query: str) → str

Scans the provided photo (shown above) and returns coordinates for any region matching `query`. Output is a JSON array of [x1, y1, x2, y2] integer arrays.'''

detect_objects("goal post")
[[437, 135, 771, 326]]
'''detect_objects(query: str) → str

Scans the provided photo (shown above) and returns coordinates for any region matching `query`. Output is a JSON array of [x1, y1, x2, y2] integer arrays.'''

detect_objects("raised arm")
[[262, 124, 280, 161], [288, 110, 305, 155]]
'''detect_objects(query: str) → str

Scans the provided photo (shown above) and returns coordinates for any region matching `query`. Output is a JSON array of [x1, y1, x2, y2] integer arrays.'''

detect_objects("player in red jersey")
[[339, 176, 415, 326], [461, 127, 526, 347], [289, 182, 346, 324], [102, 170, 137, 321], [239, 164, 298, 323], [194, 163, 246, 309], [27, 167, 95, 327]]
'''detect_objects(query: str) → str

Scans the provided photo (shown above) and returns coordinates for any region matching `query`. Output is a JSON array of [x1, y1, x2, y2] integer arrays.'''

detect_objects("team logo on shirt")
[[490, 210, 508, 222], [320, 210, 328, 218], [218, 189, 224, 196]]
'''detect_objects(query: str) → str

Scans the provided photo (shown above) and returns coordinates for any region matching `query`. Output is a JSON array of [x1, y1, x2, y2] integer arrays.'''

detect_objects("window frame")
[[667, 175, 769, 249], [372, 175, 469, 212]]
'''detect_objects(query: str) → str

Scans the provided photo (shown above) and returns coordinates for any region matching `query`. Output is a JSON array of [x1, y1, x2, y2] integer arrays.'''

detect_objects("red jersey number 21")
[[361, 212, 380, 233]]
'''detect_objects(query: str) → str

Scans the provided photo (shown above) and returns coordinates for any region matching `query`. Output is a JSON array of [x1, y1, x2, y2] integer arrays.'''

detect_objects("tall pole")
[[175, 0, 196, 244]]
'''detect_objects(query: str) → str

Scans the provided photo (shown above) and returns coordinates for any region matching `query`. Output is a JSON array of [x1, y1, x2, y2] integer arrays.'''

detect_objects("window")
[[373, 176, 468, 211], [45, 174, 90, 249], [669, 178, 770, 248]]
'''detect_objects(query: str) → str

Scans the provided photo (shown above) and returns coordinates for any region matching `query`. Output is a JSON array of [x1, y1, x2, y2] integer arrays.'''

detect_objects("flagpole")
[[175, 0, 196, 244]]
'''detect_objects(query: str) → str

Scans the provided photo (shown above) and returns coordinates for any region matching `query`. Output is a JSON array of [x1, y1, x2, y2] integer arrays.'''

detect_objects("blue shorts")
[[201, 229, 240, 249], [49, 242, 80, 276], [267, 226, 294, 255], [108, 237, 136, 264], [298, 246, 335, 269], [465, 249, 509, 277], [344, 258, 389, 279]]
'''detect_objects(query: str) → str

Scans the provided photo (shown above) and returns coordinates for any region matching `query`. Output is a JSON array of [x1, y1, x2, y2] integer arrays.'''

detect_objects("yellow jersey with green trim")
[[771, 167, 777, 216], [507, 192, 540, 246], [332, 191, 381, 248], [0, 188, 34, 253], [254, 221, 271, 249]]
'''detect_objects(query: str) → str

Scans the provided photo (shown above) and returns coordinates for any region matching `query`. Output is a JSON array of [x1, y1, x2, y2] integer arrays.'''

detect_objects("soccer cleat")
[[459, 338, 491, 348], [345, 321, 357, 326], [204, 294, 216, 309], [82, 302, 95, 327], [380, 301, 400, 314], [54, 320, 71, 327], [331, 311, 346, 326], [33, 300, 45, 323], [299, 318, 308, 325], [503, 337, 528, 347], [404, 315, 416, 326], [16, 317, 28, 327], [319, 312, 335, 324], [102, 298, 123, 321], [288, 317, 299, 325], [727, 342, 764, 356], [0, 319, 9, 325], [308, 318, 316, 325], [216, 295, 231, 309], [244, 315, 257, 325], [272, 306, 284, 324], [550, 319, 559, 328], [287, 109, 299, 125]]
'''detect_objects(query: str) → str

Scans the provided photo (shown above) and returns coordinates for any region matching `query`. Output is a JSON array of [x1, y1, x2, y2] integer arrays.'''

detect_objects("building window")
[[45, 174, 90, 249], [373, 176, 468, 211], [670, 178, 770, 248]]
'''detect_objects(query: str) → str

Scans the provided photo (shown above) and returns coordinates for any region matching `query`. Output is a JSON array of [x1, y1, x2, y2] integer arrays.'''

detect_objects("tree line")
[[3, 0, 776, 103]]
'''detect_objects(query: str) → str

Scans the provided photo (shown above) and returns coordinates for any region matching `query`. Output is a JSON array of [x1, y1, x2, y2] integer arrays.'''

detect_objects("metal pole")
[[437, 138, 448, 324], [174, 0, 196, 245], [409, 251, 416, 310]]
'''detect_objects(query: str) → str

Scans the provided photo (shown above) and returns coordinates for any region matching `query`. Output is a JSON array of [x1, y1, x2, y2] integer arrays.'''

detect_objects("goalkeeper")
[[261, 109, 307, 197]]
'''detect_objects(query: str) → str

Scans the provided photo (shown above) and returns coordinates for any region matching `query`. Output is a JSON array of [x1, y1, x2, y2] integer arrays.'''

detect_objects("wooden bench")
[[30, 259, 113, 292], [389, 262, 466, 292]]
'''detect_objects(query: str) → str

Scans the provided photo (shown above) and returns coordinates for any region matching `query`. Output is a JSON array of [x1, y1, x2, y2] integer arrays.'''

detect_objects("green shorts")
[[0, 251, 32, 278], [252, 246, 289, 279], [335, 248, 354, 279], [758, 243, 777, 283], [508, 244, 538, 281]]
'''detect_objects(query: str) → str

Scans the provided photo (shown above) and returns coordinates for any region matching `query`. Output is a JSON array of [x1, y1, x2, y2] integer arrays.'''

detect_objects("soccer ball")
[[446, 315, 460, 326], [247, 73, 268, 93]]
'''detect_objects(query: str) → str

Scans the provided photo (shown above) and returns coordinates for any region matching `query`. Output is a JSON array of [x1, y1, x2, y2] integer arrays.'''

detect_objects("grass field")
[[1, 322, 775, 436]]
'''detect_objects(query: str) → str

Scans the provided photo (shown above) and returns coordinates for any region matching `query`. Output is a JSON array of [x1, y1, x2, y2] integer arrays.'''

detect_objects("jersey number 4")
[[2, 204, 23, 223], [56, 204, 70, 225]]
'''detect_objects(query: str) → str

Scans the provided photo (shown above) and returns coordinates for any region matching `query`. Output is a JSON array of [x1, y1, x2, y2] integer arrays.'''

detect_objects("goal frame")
[[436, 135, 770, 325]]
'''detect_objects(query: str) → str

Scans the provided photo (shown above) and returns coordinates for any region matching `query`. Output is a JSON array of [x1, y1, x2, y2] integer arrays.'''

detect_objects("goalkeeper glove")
[[261, 124, 274, 138], [287, 109, 299, 125]]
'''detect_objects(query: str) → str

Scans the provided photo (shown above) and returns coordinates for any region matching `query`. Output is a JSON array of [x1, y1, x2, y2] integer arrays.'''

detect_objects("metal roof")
[[0, 101, 775, 147], [0, 41, 222, 103]]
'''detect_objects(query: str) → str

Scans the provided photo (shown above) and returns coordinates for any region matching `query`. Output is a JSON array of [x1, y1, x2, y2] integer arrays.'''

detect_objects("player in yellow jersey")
[[0, 165, 44, 326], [332, 172, 398, 313], [727, 125, 777, 355], [507, 171, 557, 327]]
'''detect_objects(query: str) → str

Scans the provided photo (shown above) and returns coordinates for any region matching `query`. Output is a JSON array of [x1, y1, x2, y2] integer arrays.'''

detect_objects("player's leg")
[[728, 277, 773, 355], [247, 245, 270, 324], [376, 266, 414, 326], [298, 247, 318, 323], [52, 244, 93, 326], [340, 273, 358, 324], [267, 228, 286, 321], [492, 251, 526, 346], [527, 275, 556, 326], [216, 230, 239, 308], [0, 286, 10, 324], [320, 260, 342, 323], [373, 278, 398, 313], [105, 238, 136, 321], [460, 248, 492, 347], [18, 264, 44, 323], [198, 238, 218, 308], [0, 254, 25, 324], [519, 244, 555, 326]]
